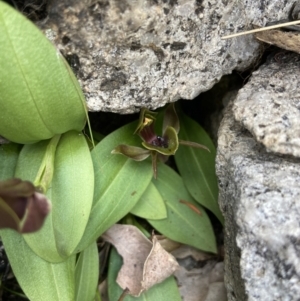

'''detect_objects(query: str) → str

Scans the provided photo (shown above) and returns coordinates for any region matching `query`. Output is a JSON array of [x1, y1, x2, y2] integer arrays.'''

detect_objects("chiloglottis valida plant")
[[112, 104, 210, 178]]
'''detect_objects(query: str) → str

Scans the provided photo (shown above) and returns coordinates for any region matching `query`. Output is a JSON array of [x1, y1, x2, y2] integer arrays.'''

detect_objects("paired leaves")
[[0, 135, 93, 300], [16, 131, 94, 262]]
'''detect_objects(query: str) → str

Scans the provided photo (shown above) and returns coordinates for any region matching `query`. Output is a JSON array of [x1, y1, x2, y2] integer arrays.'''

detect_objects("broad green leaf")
[[130, 182, 167, 220], [16, 131, 94, 262], [75, 122, 153, 253], [175, 113, 223, 224], [148, 163, 217, 253], [108, 247, 181, 301], [0, 143, 22, 179], [0, 229, 75, 301], [0, 2, 87, 144], [75, 242, 99, 301]]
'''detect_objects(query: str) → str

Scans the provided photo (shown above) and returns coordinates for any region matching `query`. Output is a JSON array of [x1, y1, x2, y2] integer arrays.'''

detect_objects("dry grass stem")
[[222, 20, 300, 40]]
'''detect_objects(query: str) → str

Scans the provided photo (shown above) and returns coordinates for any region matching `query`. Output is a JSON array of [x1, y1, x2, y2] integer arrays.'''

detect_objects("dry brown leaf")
[[98, 280, 109, 301], [255, 30, 300, 54], [155, 235, 181, 252], [142, 236, 179, 291], [102, 224, 179, 296], [102, 224, 151, 296]]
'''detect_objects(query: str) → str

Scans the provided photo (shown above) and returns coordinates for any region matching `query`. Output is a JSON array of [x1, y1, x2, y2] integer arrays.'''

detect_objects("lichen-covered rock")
[[233, 52, 300, 157], [216, 100, 300, 301], [39, 0, 294, 113]]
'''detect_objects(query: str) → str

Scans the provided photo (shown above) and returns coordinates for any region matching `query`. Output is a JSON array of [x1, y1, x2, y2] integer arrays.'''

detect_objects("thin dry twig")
[[222, 20, 300, 39], [117, 288, 129, 301]]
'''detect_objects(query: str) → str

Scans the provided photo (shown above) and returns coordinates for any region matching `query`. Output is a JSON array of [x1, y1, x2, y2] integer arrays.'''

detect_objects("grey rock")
[[39, 0, 294, 113], [171, 246, 227, 301], [234, 52, 300, 157], [216, 100, 300, 301], [174, 259, 227, 301]]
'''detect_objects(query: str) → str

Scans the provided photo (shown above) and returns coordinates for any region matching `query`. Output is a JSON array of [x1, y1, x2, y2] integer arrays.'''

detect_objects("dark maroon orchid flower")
[[0, 178, 51, 233], [112, 104, 209, 178]]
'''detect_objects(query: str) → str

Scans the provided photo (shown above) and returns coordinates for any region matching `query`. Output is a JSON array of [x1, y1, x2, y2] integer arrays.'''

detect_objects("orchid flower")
[[0, 178, 51, 233], [112, 104, 209, 178]]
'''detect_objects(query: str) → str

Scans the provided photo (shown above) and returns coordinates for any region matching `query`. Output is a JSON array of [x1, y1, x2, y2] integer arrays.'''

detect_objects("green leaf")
[[75, 121, 153, 253], [75, 242, 99, 301], [175, 113, 223, 224], [130, 182, 167, 220], [0, 2, 87, 144], [16, 131, 94, 262], [148, 163, 217, 253], [91, 131, 105, 144], [0, 143, 22, 179], [108, 247, 181, 301], [130, 183, 167, 219], [0, 229, 75, 301]]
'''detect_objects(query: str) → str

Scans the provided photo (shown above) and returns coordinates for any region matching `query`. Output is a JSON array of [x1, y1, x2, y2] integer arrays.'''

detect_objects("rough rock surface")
[[216, 100, 300, 301], [172, 245, 227, 301], [234, 52, 300, 157], [38, 0, 295, 113]]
